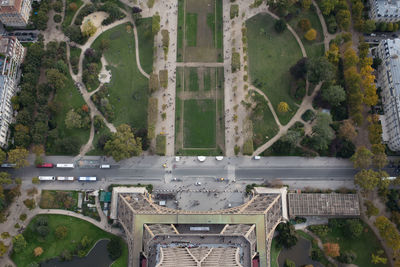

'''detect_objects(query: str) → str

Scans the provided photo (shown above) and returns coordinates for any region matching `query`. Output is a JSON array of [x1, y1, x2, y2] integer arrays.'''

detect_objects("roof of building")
[[381, 39, 400, 96], [288, 193, 360, 217], [371, 0, 400, 19], [0, 0, 22, 13], [99, 191, 111, 202]]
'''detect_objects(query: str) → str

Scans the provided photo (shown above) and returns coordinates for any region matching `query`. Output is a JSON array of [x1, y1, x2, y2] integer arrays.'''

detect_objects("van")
[[100, 164, 110, 169]]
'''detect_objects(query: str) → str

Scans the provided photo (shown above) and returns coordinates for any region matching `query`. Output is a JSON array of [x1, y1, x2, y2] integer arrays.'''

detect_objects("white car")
[[215, 156, 224, 161], [197, 156, 206, 162], [175, 156, 180, 162], [253, 156, 261, 160]]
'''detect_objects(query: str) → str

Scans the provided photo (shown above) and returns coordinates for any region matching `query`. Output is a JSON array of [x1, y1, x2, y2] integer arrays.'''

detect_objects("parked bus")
[[78, 177, 97, 182], [38, 176, 56, 181], [1, 163, 16, 168], [57, 176, 74, 181], [56, 163, 74, 168], [36, 163, 54, 168]]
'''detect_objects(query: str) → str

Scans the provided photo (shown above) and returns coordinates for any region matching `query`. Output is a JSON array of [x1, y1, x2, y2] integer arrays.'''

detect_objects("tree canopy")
[[104, 124, 142, 161]]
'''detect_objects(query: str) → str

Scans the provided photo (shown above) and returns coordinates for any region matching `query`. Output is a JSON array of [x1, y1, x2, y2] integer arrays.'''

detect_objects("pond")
[[41, 239, 113, 267], [278, 236, 323, 267]]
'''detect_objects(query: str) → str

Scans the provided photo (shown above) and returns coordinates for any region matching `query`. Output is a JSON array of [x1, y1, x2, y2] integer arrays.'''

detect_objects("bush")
[[53, 14, 62, 23], [345, 219, 363, 238], [337, 250, 356, 263], [242, 139, 254, 155], [156, 135, 166, 155], [32, 177, 40, 184], [107, 237, 122, 260], [301, 109, 315, 122], [274, 19, 287, 33], [230, 4, 239, 19], [23, 199, 36, 210], [234, 145, 240, 155], [365, 200, 379, 218], [231, 51, 240, 72], [308, 224, 330, 237], [19, 214, 27, 221], [55, 225, 68, 240]]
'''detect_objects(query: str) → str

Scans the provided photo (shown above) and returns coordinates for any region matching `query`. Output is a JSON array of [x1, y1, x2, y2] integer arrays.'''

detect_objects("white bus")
[[57, 176, 75, 181], [38, 176, 56, 181], [56, 163, 74, 168], [78, 176, 97, 182]]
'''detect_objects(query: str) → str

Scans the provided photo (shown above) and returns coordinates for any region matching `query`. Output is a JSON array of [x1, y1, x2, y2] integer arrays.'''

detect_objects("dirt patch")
[[81, 11, 109, 31]]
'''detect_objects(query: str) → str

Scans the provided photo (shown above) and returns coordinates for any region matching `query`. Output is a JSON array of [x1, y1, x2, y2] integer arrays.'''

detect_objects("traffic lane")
[[235, 167, 357, 179], [8, 167, 165, 179], [173, 168, 227, 177]]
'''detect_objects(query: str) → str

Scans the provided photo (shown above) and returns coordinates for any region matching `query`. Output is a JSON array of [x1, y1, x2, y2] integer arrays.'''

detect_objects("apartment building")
[[370, 0, 400, 22], [0, 0, 32, 27], [377, 39, 400, 151], [0, 36, 24, 146]]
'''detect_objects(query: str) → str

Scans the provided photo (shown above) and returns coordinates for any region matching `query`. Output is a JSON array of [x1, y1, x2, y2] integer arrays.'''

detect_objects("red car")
[[36, 163, 54, 168]]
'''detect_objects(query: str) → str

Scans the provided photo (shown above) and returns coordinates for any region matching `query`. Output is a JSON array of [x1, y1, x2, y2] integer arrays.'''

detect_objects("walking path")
[[176, 62, 225, 67]]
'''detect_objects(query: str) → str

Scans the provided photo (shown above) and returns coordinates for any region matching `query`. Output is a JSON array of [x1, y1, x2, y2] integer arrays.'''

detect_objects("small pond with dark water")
[[278, 236, 323, 267], [41, 239, 113, 267]]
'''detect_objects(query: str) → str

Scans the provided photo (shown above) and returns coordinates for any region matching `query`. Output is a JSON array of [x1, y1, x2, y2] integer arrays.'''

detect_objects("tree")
[[298, 19, 311, 31], [99, 39, 110, 52], [307, 57, 335, 83], [34, 247, 43, 257], [148, 73, 159, 93], [46, 68, 66, 90], [339, 120, 357, 140], [284, 259, 295, 267], [0, 149, 5, 164], [14, 124, 30, 147], [304, 28, 317, 41], [321, 0, 338, 15], [274, 19, 287, 33], [32, 177, 40, 184], [311, 112, 334, 151], [12, 234, 27, 253], [301, 0, 312, 9], [65, 109, 82, 129], [281, 130, 302, 145], [354, 169, 379, 192], [371, 144, 388, 169], [277, 102, 290, 113], [346, 219, 363, 238], [82, 20, 97, 37], [338, 250, 356, 263], [323, 243, 340, 257], [275, 222, 298, 249], [325, 43, 339, 65], [80, 235, 91, 249], [374, 216, 400, 251], [290, 58, 308, 79], [69, 2, 77, 11], [0, 240, 7, 257], [107, 237, 122, 260], [0, 172, 11, 185], [363, 19, 376, 34], [321, 85, 346, 106], [371, 250, 387, 264], [336, 9, 351, 30], [8, 147, 29, 169], [152, 12, 160, 35], [351, 146, 372, 169], [55, 225, 68, 240], [104, 124, 142, 161]]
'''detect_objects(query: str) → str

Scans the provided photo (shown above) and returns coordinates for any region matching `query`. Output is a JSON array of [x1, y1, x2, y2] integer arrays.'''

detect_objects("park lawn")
[[177, 0, 184, 61], [185, 13, 198, 47], [62, 0, 84, 29], [136, 17, 154, 74], [87, 126, 110, 155], [270, 239, 281, 267], [92, 23, 149, 129], [183, 99, 216, 148], [287, 7, 325, 59], [47, 69, 90, 155], [250, 101, 279, 150], [203, 68, 211, 91], [246, 13, 301, 125], [215, 0, 223, 52], [187, 68, 199, 91], [11, 214, 128, 267], [315, 220, 389, 267]]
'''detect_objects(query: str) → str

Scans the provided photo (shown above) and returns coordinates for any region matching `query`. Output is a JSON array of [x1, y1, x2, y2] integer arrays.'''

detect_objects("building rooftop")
[[288, 193, 360, 217], [0, 0, 21, 13], [372, 0, 400, 19]]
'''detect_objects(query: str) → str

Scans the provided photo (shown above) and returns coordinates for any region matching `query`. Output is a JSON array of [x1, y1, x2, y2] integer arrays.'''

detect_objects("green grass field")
[[203, 68, 211, 91], [183, 99, 216, 148], [246, 14, 302, 125], [314, 220, 389, 267], [188, 68, 199, 91], [62, 0, 84, 29], [270, 239, 281, 267], [48, 68, 90, 155], [11, 214, 128, 267], [185, 13, 198, 47], [250, 97, 280, 150], [92, 23, 150, 129], [136, 17, 154, 74], [177, 0, 185, 61], [215, 0, 223, 52], [288, 8, 325, 59]]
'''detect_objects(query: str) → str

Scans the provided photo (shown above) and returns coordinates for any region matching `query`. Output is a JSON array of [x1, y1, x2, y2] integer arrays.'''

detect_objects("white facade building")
[[369, 0, 400, 22], [377, 39, 400, 151], [0, 36, 24, 147]]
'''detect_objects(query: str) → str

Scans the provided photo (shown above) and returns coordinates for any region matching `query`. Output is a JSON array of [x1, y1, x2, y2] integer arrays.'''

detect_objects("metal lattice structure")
[[113, 187, 288, 267]]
